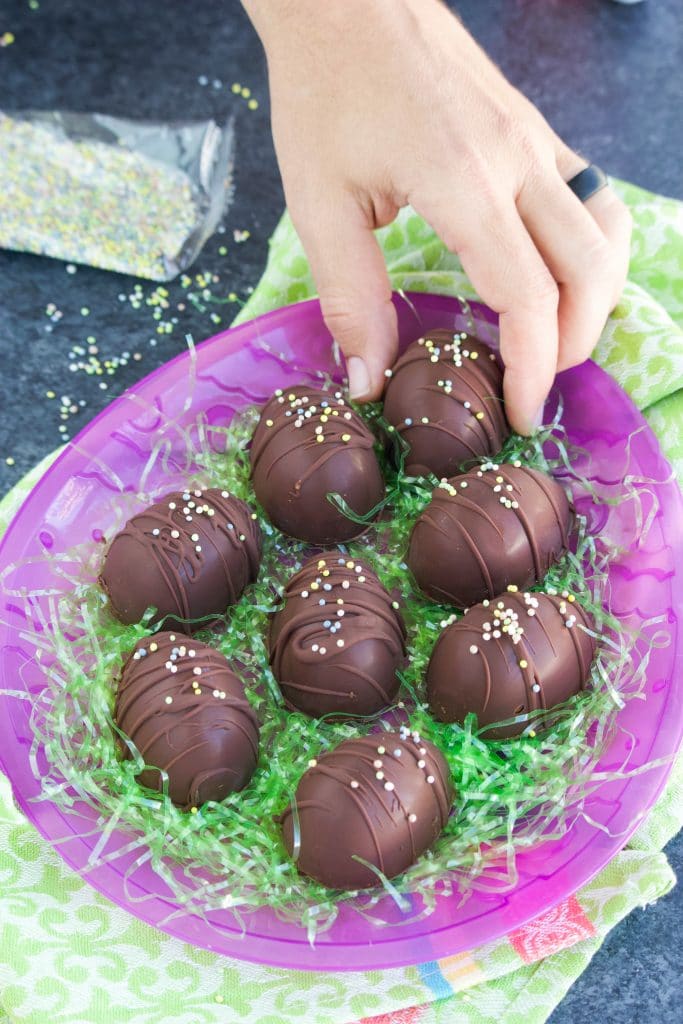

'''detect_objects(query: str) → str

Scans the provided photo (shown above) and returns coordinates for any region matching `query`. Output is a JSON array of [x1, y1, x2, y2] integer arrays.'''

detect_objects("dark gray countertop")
[[0, 1, 680, 1020]]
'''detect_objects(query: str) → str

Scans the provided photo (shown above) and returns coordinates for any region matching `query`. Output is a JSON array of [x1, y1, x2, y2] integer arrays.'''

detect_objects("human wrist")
[[241, 0, 421, 53]]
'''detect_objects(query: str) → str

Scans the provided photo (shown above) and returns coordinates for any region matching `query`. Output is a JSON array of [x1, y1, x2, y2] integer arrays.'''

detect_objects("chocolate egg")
[[407, 462, 572, 608], [280, 732, 454, 889], [249, 385, 384, 544], [383, 330, 509, 478], [269, 552, 406, 718], [114, 631, 260, 807], [426, 591, 596, 738], [99, 487, 261, 632]]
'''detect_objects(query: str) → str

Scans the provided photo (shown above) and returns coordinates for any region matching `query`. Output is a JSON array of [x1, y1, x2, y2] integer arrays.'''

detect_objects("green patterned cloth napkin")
[[1, 178, 682, 1024]]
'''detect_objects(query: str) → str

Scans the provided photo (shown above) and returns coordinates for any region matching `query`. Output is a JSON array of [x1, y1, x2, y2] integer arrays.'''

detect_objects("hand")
[[243, 0, 632, 434]]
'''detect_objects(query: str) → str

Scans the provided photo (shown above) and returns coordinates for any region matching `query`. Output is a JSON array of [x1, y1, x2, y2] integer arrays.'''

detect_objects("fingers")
[[582, 186, 632, 309], [288, 193, 398, 402], [517, 166, 631, 372], [554, 149, 633, 298], [413, 145, 631, 434], [413, 191, 559, 435], [286, 152, 630, 428]]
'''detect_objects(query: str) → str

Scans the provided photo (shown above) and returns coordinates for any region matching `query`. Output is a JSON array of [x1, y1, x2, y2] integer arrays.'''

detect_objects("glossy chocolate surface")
[[114, 631, 260, 808], [383, 330, 509, 478], [269, 552, 406, 718], [427, 591, 596, 738], [408, 462, 572, 608], [280, 731, 454, 889], [250, 385, 384, 544], [100, 487, 261, 631]]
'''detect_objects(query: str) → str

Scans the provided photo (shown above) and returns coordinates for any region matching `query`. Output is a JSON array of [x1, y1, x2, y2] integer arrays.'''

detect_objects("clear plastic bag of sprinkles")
[[0, 110, 235, 280]]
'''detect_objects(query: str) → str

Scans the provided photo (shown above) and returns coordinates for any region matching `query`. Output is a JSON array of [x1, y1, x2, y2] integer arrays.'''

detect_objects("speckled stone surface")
[[0, 1, 680, 1019]]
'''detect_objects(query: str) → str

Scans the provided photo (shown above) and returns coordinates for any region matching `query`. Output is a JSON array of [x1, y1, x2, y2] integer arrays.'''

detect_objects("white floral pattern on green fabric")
[[1, 178, 682, 1024], [0, 764, 676, 1024], [0, 753, 675, 1024]]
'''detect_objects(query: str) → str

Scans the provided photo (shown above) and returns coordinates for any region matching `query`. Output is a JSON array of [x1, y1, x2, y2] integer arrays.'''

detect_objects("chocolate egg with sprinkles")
[[269, 552, 406, 718], [249, 385, 384, 544], [407, 462, 572, 608], [114, 631, 260, 808], [99, 488, 262, 632], [280, 732, 454, 889], [383, 330, 509, 478], [427, 591, 596, 738]]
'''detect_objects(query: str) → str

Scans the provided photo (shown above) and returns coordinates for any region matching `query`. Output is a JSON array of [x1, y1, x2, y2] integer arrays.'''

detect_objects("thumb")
[[290, 194, 398, 401]]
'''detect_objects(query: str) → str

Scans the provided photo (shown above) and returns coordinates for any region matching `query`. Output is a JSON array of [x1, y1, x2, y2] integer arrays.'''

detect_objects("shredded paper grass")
[[4, 386, 666, 940]]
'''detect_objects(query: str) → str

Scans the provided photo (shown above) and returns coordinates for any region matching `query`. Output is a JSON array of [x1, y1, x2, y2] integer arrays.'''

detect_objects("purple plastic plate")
[[1, 293, 682, 972]]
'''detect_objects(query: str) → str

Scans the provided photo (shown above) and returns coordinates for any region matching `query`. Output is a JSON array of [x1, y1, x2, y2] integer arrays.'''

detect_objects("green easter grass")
[[18, 401, 660, 940]]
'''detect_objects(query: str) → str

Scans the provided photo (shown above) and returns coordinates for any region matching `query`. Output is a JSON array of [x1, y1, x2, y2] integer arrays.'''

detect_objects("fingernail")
[[347, 356, 371, 400]]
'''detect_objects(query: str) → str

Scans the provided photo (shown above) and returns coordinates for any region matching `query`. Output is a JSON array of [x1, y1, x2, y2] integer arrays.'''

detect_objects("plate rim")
[[0, 292, 681, 971]]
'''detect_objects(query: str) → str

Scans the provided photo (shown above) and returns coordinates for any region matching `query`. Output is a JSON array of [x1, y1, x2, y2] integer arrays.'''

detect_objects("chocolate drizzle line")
[[409, 461, 571, 607], [391, 333, 506, 435], [250, 385, 385, 543], [383, 330, 510, 475], [100, 487, 261, 628], [280, 732, 454, 888], [269, 552, 407, 718], [427, 590, 595, 737], [114, 631, 260, 808], [250, 386, 376, 486]]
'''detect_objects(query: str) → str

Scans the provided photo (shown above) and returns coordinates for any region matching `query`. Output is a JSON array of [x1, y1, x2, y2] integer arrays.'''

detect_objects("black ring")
[[566, 164, 609, 203]]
